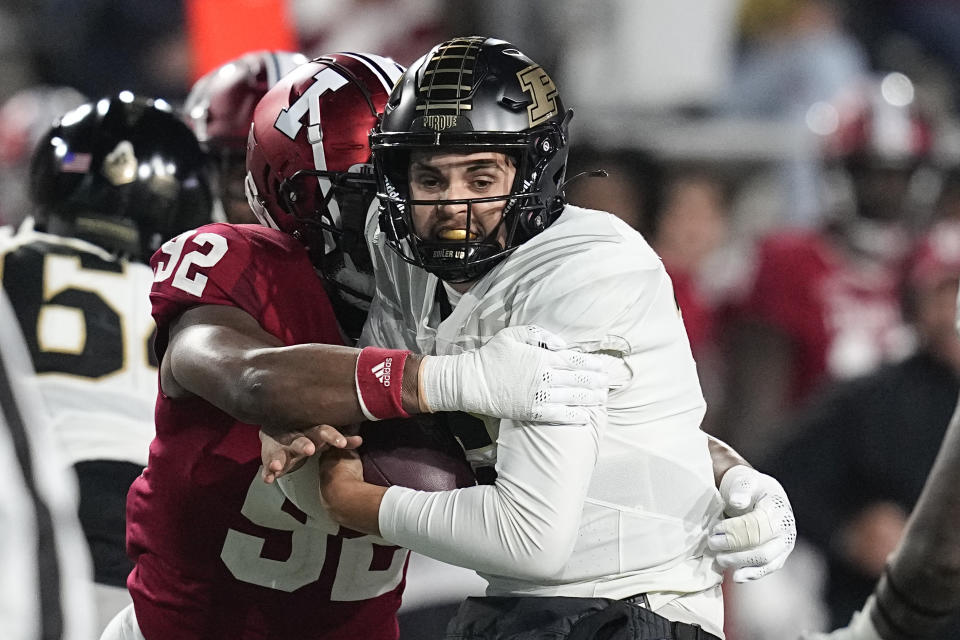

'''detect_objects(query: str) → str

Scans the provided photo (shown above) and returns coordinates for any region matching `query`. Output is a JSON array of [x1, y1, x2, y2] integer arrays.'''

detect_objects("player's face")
[[407, 150, 516, 246]]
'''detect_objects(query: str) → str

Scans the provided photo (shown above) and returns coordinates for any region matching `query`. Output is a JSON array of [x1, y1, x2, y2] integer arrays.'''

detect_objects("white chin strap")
[[244, 171, 279, 230]]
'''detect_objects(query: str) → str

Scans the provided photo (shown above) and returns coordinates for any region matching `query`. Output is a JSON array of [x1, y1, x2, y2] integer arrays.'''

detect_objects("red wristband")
[[355, 347, 411, 421]]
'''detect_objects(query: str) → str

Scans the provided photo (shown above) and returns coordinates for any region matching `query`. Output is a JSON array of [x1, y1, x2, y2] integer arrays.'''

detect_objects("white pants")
[[99, 603, 146, 640]]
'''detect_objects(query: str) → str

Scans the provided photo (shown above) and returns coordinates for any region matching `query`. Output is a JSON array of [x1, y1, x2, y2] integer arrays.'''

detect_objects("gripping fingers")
[[538, 384, 608, 407], [302, 425, 359, 452], [509, 324, 569, 350], [505, 327, 607, 373], [543, 367, 608, 393], [709, 507, 778, 552], [545, 348, 609, 373], [715, 536, 790, 582], [529, 371, 608, 424], [532, 404, 593, 425], [260, 430, 313, 483], [265, 436, 313, 481]]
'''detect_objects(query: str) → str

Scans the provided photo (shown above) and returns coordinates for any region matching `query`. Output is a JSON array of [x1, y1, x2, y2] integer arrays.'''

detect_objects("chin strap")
[[559, 168, 608, 196]]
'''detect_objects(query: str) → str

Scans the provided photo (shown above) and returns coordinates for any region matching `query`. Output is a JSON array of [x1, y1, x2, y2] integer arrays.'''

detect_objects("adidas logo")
[[371, 357, 393, 387]]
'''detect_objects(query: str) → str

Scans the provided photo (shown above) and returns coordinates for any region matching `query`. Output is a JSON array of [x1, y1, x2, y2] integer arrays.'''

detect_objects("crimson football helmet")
[[29, 94, 213, 262], [814, 72, 933, 225], [245, 52, 403, 318], [184, 50, 309, 223], [372, 36, 572, 283]]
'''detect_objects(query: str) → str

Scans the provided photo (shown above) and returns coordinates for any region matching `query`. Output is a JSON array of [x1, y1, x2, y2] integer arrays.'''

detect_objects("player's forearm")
[[870, 397, 960, 638], [166, 304, 425, 429], [237, 345, 424, 430], [707, 435, 751, 487], [379, 415, 602, 579]]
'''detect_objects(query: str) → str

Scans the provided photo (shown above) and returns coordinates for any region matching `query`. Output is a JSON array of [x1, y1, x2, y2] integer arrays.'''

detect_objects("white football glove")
[[799, 597, 883, 640], [420, 325, 609, 424], [708, 464, 797, 582]]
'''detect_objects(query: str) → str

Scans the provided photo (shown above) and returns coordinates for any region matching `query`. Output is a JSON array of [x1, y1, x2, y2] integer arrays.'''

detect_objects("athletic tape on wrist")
[[417, 356, 434, 414], [355, 347, 411, 421]]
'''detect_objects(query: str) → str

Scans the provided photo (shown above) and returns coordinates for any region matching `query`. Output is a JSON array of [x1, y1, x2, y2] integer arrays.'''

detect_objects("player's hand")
[[259, 425, 361, 484], [420, 324, 609, 423], [799, 597, 882, 640], [318, 447, 382, 535], [708, 465, 797, 582], [318, 448, 365, 500]]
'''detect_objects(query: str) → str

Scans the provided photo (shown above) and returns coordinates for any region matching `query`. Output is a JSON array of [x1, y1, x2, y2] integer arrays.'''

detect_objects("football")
[[359, 414, 476, 491]]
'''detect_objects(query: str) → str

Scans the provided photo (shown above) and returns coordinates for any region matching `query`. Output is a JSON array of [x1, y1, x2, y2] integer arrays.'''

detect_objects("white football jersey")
[[0, 289, 96, 640], [0, 220, 156, 467], [362, 204, 725, 633]]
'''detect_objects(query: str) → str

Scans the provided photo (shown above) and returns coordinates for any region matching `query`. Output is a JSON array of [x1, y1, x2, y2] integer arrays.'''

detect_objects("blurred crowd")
[[3, 1, 960, 639]]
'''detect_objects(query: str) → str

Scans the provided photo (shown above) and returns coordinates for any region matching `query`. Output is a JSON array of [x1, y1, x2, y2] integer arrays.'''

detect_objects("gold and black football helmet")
[[372, 36, 572, 283]]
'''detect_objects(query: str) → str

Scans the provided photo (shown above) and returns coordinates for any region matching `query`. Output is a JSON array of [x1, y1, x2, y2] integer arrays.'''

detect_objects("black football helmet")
[[371, 36, 572, 283], [30, 94, 213, 262]]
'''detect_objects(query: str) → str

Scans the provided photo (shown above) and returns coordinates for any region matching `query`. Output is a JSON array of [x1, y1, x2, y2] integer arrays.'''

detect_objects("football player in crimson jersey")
[[104, 53, 609, 640], [183, 50, 309, 224]]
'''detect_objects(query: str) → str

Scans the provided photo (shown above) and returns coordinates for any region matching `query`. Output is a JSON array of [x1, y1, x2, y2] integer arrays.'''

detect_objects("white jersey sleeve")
[[380, 405, 605, 578]]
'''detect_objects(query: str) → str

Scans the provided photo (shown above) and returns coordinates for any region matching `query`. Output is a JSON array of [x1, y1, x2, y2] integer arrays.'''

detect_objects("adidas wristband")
[[355, 347, 411, 421]]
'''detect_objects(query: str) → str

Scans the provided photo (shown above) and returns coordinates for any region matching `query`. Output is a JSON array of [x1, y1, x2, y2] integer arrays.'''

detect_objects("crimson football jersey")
[[126, 223, 408, 640], [740, 229, 911, 404]]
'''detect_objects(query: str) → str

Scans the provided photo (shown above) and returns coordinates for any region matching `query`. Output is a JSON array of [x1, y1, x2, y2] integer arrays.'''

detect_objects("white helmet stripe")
[[339, 52, 404, 92]]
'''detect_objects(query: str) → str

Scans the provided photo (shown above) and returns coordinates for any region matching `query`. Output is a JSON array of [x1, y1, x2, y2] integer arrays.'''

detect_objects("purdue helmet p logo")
[[517, 64, 559, 128]]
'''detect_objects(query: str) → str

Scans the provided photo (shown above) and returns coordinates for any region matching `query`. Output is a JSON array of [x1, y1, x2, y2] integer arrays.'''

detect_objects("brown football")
[[359, 414, 476, 491]]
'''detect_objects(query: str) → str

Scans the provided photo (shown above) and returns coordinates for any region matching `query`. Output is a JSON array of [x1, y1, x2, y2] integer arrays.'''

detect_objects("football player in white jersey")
[[0, 288, 97, 640], [11, 94, 214, 634], [299, 37, 797, 640]]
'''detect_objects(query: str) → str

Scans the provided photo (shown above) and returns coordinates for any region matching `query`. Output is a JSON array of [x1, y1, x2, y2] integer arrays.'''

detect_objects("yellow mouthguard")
[[438, 229, 474, 241]]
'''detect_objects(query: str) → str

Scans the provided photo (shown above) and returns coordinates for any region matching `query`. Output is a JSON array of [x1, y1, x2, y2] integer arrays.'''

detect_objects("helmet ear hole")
[[278, 180, 296, 215], [519, 210, 546, 236]]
